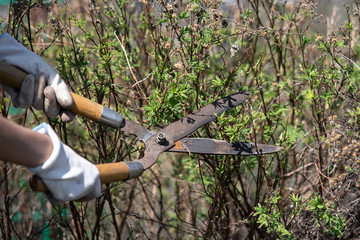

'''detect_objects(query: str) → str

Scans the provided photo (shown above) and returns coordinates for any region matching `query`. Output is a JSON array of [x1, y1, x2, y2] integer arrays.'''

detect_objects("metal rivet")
[[156, 132, 166, 145]]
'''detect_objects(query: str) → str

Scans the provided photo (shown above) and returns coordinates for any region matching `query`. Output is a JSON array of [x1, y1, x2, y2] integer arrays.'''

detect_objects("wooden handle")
[[69, 92, 103, 122], [29, 161, 144, 192], [0, 62, 105, 123], [0, 62, 27, 88], [98, 162, 131, 183]]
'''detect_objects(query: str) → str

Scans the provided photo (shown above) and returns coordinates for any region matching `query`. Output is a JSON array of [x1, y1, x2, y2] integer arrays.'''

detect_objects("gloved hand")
[[28, 123, 101, 204], [0, 32, 74, 122]]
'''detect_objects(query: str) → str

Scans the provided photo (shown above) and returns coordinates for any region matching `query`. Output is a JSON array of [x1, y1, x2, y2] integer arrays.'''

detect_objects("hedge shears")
[[0, 62, 282, 192]]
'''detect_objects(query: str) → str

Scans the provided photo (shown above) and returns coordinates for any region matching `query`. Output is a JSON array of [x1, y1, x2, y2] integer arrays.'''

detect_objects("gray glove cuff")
[[0, 33, 73, 108]]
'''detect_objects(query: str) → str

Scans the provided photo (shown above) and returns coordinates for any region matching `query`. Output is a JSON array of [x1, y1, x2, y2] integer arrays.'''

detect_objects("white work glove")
[[0, 32, 74, 122], [28, 122, 101, 204]]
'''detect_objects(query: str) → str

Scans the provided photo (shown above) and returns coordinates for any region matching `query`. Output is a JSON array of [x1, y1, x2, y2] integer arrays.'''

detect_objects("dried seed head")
[[166, 4, 173, 13], [174, 62, 183, 70], [164, 42, 171, 49], [222, 19, 228, 28], [316, 34, 323, 42]]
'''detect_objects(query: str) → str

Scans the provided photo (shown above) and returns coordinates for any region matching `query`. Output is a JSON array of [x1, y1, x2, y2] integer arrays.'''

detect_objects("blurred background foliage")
[[1, 0, 360, 239]]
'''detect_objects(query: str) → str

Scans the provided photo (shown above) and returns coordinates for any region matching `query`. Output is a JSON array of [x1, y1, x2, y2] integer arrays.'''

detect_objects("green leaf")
[[179, 11, 190, 19]]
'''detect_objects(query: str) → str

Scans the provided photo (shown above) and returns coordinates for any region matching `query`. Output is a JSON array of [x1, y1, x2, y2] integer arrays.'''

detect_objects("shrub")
[[1, 0, 360, 239]]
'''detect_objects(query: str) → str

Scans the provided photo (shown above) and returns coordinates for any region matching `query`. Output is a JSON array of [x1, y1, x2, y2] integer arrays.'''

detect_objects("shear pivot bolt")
[[156, 132, 166, 145]]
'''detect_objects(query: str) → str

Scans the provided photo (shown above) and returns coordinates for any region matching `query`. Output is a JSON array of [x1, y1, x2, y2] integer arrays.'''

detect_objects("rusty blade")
[[140, 91, 250, 169], [162, 91, 250, 142], [169, 138, 283, 155], [119, 119, 155, 141]]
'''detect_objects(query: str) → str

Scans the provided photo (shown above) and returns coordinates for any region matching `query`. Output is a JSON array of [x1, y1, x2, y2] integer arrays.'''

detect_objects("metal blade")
[[162, 91, 250, 142], [168, 138, 283, 155], [120, 119, 155, 141], [141, 91, 250, 169]]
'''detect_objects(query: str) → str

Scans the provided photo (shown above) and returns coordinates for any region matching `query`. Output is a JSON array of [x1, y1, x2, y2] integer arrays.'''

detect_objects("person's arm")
[[0, 116, 101, 203], [0, 115, 52, 167]]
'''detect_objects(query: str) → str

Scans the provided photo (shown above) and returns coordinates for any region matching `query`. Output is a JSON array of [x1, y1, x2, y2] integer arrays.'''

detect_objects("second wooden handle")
[[29, 161, 144, 192]]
